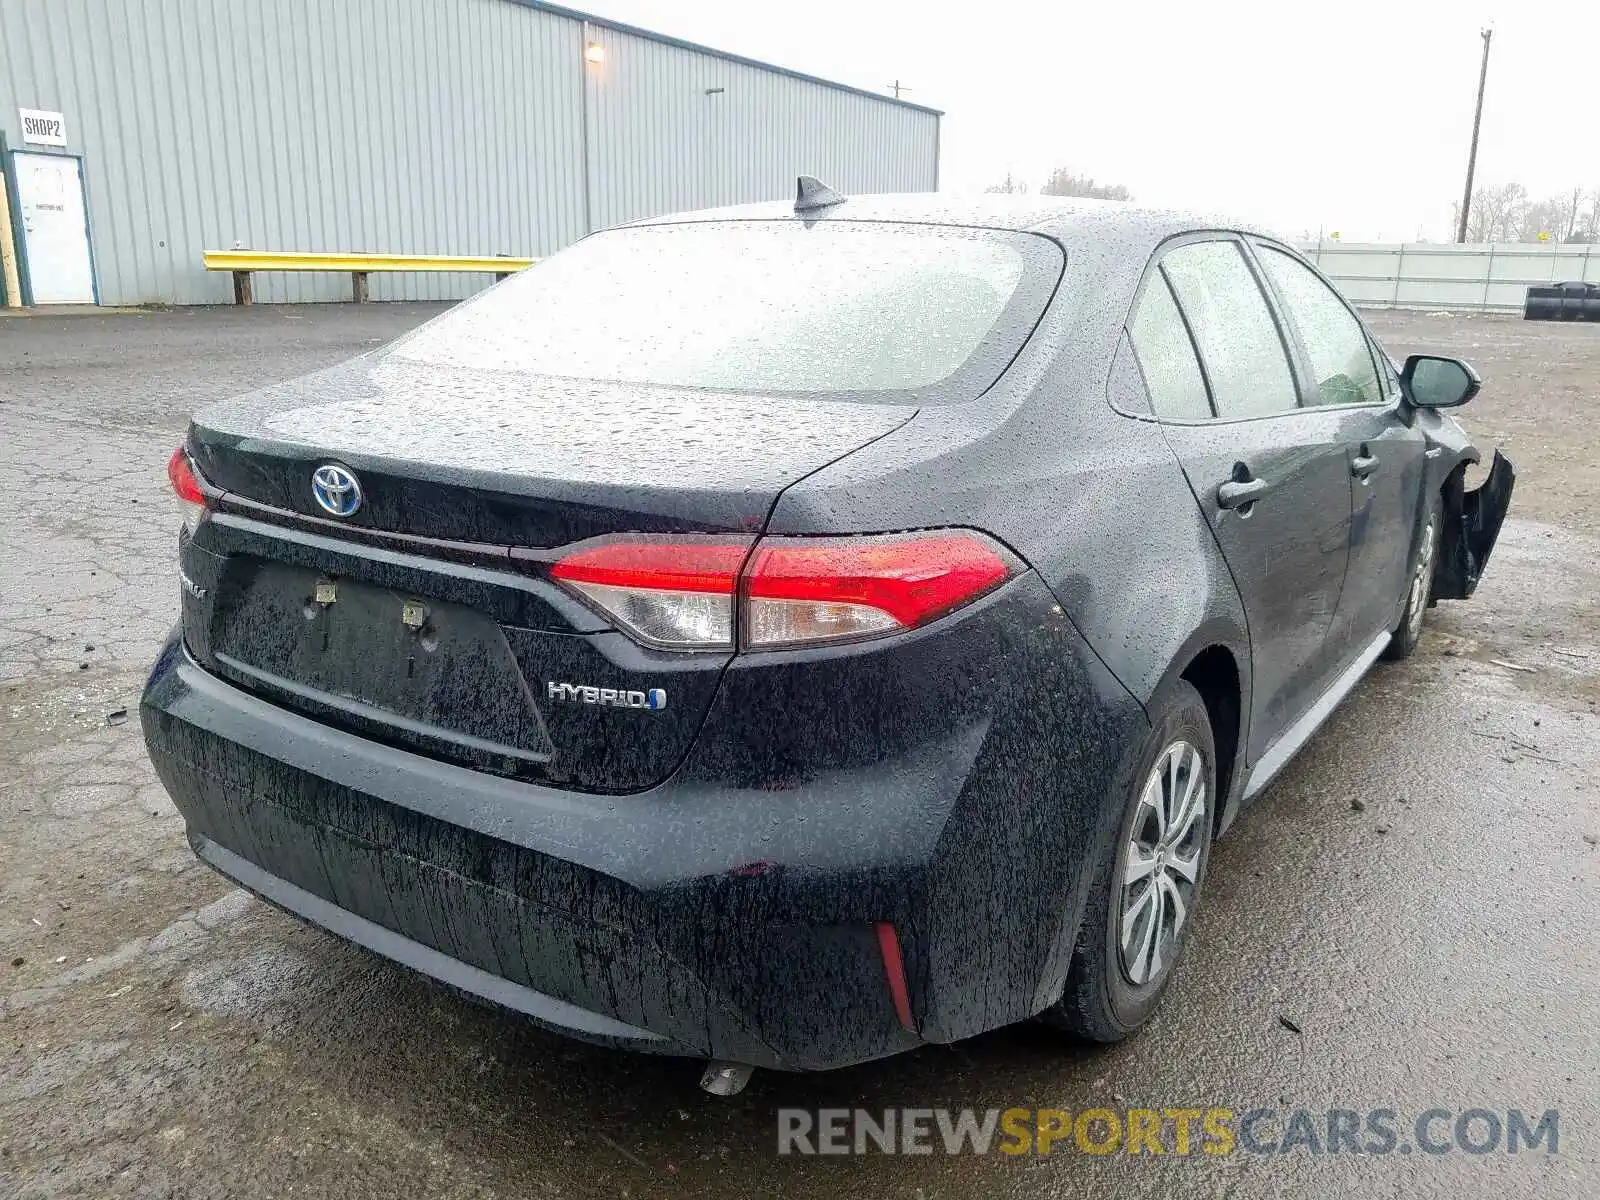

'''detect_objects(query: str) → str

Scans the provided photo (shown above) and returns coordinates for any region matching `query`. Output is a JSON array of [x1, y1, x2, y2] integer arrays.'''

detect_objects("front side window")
[[1160, 240, 1298, 420], [391, 221, 1062, 403], [1257, 246, 1383, 407], [1129, 272, 1212, 420]]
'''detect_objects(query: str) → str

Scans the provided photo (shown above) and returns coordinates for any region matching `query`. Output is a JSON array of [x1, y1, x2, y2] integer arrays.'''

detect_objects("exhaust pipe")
[[698, 1061, 753, 1096]]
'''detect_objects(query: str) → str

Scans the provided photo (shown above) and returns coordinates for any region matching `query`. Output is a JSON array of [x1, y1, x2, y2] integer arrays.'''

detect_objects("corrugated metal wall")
[[583, 24, 940, 230], [0, 0, 939, 306]]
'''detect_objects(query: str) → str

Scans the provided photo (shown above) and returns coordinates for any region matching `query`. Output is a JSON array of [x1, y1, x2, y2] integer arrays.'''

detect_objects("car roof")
[[623, 192, 1283, 247]]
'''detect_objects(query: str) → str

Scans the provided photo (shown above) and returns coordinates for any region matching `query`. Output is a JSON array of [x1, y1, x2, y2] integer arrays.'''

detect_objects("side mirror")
[[1402, 355, 1480, 409]]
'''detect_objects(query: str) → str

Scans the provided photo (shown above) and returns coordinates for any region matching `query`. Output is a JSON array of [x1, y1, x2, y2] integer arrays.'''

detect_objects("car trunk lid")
[[188, 355, 912, 543], [180, 354, 914, 792]]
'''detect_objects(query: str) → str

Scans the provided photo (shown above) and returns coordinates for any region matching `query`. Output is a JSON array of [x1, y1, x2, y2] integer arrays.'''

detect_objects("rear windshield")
[[392, 220, 1062, 402]]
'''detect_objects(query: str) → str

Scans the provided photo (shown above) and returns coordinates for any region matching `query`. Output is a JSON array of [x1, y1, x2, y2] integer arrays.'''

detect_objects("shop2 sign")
[[19, 108, 67, 147]]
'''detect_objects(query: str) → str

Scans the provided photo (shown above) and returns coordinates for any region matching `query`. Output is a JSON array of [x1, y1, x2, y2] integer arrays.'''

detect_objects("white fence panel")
[[1302, 242, 1600, 312]]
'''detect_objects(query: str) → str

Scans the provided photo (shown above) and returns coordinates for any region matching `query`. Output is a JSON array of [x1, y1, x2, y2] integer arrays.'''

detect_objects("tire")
[[1383, 496, 1440, 661], [1046, 680, 1216, 1042]]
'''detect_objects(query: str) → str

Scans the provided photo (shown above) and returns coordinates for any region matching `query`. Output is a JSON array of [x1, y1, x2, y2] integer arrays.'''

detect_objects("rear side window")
[[1257, 246, 1383, 407], [391, 221, 1062, 403], [1129, 273, 1211, 420], [1160, 241, 1298, 419]]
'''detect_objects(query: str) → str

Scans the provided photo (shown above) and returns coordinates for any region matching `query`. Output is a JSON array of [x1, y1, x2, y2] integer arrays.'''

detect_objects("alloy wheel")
[[1117, 741, 1207, 986], [1407, 515, 1437, 640]]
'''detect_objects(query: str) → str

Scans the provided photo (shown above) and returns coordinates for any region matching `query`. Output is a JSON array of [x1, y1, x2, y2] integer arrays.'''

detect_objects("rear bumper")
[[142, 572, 1147, 1071], [145, 640, 902, 1069], [191, 833, 679, 1053]]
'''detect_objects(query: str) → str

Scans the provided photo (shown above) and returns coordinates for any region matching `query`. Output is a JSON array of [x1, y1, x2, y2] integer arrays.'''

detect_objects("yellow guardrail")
[[202, 249, 537, 304]]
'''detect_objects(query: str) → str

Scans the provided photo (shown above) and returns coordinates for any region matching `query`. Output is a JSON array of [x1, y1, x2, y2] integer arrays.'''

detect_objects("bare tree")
[[1453, 182, 1528, 241], [1038, 169, 1132, 201], [1450, 182, 1600, 243], [1577, 190, 1600, 243], [1483, 182, 1527, 240], [984, 173, 1028, 195], [1517, 190, 1583, 243]]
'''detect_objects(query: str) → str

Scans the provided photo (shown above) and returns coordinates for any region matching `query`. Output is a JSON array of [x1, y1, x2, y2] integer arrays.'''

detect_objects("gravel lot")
[[1, 305, 1596, 1199]]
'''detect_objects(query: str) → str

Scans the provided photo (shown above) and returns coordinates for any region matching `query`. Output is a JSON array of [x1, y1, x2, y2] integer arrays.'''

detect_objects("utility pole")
[[887, 79, 909, 99], [1455, 27, 1493, 244]]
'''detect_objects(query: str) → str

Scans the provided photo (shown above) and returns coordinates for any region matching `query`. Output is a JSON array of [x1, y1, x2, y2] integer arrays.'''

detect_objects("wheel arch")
[[1142, 623, 1251, 835], [1178, 645, 1244, 835]]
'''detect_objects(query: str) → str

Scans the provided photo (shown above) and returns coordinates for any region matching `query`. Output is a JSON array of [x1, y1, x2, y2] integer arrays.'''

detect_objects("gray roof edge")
[[615, 194, 1282, 244], [502, 0, 944, 117]]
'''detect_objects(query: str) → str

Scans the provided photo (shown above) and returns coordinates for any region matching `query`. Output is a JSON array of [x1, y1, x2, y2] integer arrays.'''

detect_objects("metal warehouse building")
[[0, 0, 940, 306]]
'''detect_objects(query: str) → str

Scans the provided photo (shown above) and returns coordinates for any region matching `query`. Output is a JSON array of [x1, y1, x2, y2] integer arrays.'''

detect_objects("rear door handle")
[[1216, 477, 1270, 510], [1351, 453, 1380, 479]]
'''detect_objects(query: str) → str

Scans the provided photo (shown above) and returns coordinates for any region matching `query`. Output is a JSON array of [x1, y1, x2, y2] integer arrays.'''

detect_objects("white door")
[[13, 152, 95, 304]]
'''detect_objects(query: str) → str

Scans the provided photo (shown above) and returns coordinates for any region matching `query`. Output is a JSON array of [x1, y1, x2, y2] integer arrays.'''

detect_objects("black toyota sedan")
[[141, 185, 1513, 1090]]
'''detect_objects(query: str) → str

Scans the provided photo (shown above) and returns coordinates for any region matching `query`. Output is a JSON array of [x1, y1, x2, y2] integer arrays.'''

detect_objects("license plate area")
[[210, 559, 554, 768]]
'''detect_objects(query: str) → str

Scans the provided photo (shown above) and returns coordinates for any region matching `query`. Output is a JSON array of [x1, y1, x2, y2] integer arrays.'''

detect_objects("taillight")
[[549, 531, 1013, 651], [167, 446, 210, 535], [742, 533, 1012, 648], [549, 538, 753, 650]]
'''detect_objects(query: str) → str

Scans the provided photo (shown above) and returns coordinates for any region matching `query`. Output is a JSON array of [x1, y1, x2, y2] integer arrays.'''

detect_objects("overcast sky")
[[574, 0, 1600, 241]]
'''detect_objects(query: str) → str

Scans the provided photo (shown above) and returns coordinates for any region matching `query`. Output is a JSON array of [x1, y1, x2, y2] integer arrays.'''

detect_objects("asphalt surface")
[[1, 304, 1596, 1198]]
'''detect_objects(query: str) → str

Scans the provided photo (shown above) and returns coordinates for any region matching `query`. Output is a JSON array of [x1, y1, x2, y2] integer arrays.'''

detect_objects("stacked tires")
[[1524, 282, 1600, 322]]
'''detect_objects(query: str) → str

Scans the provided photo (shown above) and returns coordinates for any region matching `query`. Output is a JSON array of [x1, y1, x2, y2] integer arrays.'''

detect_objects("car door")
[[1127, 236, 1353, 761], [1250, 241, 1428, 661]]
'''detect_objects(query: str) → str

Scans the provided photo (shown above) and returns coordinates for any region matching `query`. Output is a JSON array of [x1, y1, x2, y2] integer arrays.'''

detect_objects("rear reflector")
[[875, 921, 916, 1031], [550, 530, 1013, 652], [167, 446, 210, 534]]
